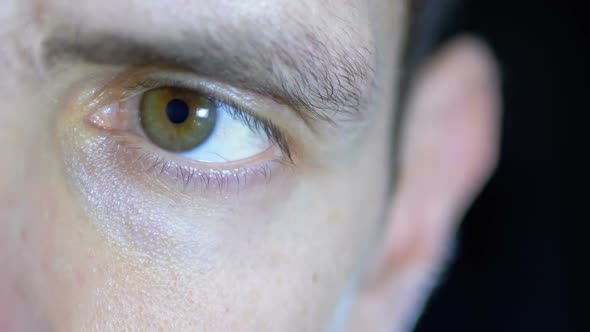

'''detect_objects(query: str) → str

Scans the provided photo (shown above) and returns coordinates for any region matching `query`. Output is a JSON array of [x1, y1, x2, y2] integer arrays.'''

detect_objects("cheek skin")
[[51, 88, 391, 331], [1, 77, 390, 332], [65, 174, 387, 331], [2, 1, 400, 331], [0, 31, 394, 332], [0, 66, 392, 332], [0, 87, 111, 331]]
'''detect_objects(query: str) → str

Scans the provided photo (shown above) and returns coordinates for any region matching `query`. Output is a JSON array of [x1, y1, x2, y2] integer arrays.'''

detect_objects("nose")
[[0, 83, 58, 331]]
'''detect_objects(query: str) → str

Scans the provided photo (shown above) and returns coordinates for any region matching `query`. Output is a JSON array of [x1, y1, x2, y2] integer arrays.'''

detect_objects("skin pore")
[[0, 1, 500, 331]]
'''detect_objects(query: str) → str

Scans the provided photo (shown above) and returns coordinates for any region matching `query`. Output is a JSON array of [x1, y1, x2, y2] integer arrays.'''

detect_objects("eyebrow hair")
[[41, 22, 375, 122]]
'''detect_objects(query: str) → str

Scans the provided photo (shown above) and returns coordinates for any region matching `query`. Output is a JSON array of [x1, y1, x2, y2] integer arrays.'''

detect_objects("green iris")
[[140, 87, 217, 152]]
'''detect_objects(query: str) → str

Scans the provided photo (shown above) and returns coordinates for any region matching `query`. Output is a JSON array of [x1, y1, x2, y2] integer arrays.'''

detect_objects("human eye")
[[69, 67, 293, 193]]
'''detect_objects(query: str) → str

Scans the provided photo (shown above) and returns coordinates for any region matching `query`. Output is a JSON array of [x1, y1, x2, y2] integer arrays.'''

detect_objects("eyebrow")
[[41, 22, 375, 122]]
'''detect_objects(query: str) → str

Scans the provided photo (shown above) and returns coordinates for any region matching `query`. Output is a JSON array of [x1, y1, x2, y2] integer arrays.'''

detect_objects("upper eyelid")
[[117, 71, 272, 119], [96, 67, 319, 131]]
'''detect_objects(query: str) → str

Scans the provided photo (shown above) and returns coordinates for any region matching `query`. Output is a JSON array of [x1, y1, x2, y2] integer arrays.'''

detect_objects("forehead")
[[3, 0, 403, 121], [4, 0, 403, 72], [27, 0, 373, 39]]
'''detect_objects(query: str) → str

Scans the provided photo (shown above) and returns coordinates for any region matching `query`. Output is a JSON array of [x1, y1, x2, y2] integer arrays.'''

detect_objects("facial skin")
[[0, 1, 500, 331]]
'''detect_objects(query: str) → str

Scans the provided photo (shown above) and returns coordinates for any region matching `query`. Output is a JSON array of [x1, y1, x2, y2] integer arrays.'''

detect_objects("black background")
[[413, 1, 586, 331]]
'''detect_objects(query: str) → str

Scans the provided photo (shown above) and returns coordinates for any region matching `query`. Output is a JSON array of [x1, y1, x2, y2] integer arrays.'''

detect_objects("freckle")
[[19, 229, 27, 242], [312, 272, 318, 284]]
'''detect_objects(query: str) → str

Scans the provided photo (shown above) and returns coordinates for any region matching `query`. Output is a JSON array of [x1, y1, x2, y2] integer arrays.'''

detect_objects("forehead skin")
[[7, 0, 401, 123], [6, 0, 400, 103], [0, 0, 405, 331], [34, 0, 373, 45]]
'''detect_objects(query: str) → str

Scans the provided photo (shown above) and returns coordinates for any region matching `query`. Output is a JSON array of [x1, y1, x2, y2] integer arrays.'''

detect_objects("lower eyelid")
[[97, 132, 285, 194]]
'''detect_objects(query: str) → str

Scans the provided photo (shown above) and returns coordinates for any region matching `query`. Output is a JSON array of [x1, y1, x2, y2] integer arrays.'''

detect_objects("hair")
[[403, 0, 460, 86], [389, 0, 460, 186]]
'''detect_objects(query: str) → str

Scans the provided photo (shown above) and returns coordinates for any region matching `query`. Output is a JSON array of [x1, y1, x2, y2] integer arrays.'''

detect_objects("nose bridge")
[[0, 84, 55, 331], [0, 91, 39, 220]]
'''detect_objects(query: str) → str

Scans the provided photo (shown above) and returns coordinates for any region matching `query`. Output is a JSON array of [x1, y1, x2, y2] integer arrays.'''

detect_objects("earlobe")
[[348, 37, 501, 332]]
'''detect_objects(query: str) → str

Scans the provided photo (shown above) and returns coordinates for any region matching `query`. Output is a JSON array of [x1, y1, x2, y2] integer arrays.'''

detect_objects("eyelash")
[[130, 148, 279, 193]]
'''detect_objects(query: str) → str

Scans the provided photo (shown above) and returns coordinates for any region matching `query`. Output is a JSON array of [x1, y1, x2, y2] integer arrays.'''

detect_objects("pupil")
[[165, 99, 190, 124]]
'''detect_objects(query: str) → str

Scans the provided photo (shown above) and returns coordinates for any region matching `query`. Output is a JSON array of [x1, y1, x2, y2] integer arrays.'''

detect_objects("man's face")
[[1, 0, 501, 331], [1, 0, 403, 330]]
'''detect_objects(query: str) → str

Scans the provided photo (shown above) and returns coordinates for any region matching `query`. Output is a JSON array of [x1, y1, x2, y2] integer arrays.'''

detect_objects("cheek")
[[25, 70, 392, 332], [42, 160, 388, 332], [24, 162, 101, 329], [0, 155, 94, 331], [0, 86, 75, 330]]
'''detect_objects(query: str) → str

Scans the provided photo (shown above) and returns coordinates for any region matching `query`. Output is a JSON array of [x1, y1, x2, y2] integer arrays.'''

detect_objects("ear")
[[348, 37, 502, 332]]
